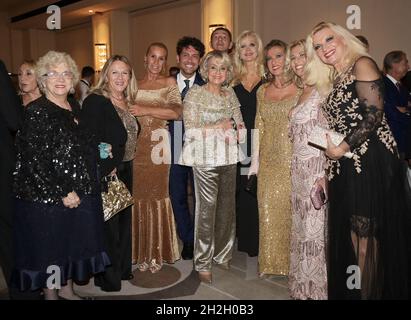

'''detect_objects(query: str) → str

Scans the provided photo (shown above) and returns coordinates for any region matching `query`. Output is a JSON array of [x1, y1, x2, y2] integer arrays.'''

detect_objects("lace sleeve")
[[344, 57, 384, 149]]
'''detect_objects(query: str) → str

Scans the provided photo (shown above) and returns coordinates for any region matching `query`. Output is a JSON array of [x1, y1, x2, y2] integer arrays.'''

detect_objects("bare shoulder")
[[353, 56, 381, 81]]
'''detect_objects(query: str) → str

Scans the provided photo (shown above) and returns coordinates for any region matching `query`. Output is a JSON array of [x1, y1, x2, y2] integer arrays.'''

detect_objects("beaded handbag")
[[101, 174, 134, 222]]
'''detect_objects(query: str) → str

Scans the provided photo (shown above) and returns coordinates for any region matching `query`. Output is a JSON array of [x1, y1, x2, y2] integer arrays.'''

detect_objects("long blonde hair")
[[305, 22, 370, 96], [232, 30, 265, 85], [92, 55, 138, 105]]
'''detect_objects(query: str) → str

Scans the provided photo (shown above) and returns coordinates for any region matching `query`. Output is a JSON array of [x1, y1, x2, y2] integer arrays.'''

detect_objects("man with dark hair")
[[76, 65, 95, 106], [356, 35, 369, 52], [210, 27, 233, 53], [169, 36, 205, 260], [382, 50, 411, 161]]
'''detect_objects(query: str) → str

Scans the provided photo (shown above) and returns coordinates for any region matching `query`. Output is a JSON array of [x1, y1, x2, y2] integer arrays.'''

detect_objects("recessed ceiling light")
[[88, 10, 94, 14]]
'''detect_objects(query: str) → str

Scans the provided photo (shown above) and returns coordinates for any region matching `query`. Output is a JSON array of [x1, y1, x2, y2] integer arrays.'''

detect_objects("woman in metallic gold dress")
[[129, 43, 182, 273], [249, 40, 301, 276]]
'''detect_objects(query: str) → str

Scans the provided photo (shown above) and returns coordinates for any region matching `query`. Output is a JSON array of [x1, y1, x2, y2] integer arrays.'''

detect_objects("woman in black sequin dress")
[[12, 51, 110, 300], [306, 22, 409, 299]]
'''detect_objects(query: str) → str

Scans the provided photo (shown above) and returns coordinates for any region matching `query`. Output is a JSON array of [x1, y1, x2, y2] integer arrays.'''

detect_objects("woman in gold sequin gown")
[[129, 43, 182, 273], [250, 40, 301, 276]]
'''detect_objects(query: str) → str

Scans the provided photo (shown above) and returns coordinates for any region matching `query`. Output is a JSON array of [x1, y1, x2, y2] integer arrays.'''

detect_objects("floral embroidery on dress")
[[322, 63, 397, 180]]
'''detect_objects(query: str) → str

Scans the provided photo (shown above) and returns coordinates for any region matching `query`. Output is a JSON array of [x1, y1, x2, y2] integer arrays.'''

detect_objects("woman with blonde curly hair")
[[12, 51, 110, 299], [249, 39, 301, 276], [180, 50, 245, 283], [232, 30, 265, 258], [306, 21, 409, 299]]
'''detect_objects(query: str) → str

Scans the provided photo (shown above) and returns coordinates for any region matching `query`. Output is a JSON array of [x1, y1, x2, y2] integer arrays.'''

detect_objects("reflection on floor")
[[0, 247, 291, 300]]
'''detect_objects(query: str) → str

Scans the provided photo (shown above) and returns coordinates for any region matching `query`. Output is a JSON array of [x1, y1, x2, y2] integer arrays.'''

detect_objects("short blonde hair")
[[287, 39, 306, 89], [36, 51, 80, 92], [305, 22, 370, 96], [232, 30, 265, 85], [199, 50, 233, 85], [92, 55, 138, 105]]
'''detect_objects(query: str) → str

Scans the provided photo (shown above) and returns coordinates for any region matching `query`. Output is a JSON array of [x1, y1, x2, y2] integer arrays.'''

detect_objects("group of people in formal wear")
[[0, 22, 410, 300]]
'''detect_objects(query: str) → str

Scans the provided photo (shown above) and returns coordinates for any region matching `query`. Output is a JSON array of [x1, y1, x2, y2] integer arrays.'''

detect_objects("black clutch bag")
[[244, 174, 257, 197]]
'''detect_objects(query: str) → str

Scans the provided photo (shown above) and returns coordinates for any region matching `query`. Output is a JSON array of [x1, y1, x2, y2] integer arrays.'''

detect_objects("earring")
[[69, 87, 75, 95]]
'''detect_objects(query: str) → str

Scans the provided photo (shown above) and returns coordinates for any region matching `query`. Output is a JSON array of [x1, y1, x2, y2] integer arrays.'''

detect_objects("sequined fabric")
[[256, 83, 300, 275], [180, 85, 244, 167], [288, 89, 328, 300], [192, 165, 237, 272], [13, 95, 98, 203], [132, 85, 181, 272], [113, 104, 138, 161]]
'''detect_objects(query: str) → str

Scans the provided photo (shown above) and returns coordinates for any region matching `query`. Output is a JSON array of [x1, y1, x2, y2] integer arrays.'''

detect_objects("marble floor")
[[0, 246, 291, 300]]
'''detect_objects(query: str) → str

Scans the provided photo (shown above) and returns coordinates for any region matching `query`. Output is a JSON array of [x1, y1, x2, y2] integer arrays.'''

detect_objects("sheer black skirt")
[[327, 136, 409, 299]]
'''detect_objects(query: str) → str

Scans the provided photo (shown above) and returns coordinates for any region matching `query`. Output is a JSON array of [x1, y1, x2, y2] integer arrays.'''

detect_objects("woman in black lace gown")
[[306, 22, 409, 299]]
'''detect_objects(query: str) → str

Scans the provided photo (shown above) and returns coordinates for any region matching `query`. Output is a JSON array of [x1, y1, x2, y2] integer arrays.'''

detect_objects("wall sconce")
[[95, 43, 108, 71]]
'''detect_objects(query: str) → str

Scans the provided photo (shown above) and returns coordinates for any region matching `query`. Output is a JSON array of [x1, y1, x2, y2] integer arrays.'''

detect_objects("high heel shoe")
[[198, 271, 212, 284]]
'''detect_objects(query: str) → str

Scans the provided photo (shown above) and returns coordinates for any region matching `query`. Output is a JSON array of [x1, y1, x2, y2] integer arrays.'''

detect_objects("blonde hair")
[[36, 51, 80, 93], [287, 39, 306, 89], [232, 30, 265, 85], [263, 39, 294, 84], [92, 55, 138, 105], [305, 22, 370, 96], [145, 42, 168, 76], [18, 60, 38, 95], [199, 50, 233, 85]]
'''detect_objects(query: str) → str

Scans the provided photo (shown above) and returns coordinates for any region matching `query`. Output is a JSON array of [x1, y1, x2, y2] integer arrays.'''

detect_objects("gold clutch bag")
[[102, 174, 134, 222], [307, 126, 353, 158]]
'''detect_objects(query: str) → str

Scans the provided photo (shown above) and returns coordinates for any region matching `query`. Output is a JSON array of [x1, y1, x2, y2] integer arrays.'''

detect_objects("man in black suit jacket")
[[382, 51, 411, 295], [0, 60, 22, 298], [169, 37, 205, 260], [402, 70, 411, 94], [382, 51, 411, 161]]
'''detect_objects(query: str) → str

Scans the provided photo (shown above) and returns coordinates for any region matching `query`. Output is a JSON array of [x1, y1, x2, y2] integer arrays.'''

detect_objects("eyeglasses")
[[208, 65, 228, 73], [44, 71, 74, 80]]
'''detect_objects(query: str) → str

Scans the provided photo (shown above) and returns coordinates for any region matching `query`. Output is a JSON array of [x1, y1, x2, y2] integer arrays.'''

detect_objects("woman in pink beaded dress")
[[288, 40, 328, 300]]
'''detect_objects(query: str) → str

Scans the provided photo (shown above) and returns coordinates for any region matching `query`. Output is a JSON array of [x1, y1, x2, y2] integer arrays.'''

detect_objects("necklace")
[[272, 80, 291, 90], [111, 94, 125, 101]]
